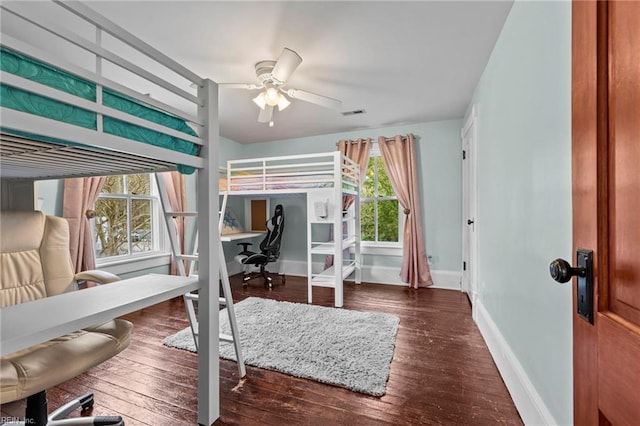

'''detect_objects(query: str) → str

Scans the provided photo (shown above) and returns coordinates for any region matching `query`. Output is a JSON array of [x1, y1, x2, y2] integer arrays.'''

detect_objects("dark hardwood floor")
[[1, 276, 523, 425]]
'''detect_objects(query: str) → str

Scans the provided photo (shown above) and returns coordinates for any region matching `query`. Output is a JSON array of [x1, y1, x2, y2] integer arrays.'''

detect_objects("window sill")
[[96, 252, 172, 275], [359, 244, 403, 256]]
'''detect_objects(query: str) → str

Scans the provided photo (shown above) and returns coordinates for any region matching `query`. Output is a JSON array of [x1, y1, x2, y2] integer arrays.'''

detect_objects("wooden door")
[[572, 1, 640, 424]]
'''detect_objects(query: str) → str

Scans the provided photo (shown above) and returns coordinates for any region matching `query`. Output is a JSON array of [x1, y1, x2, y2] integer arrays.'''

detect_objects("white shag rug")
[[163, 297, 399, 396]]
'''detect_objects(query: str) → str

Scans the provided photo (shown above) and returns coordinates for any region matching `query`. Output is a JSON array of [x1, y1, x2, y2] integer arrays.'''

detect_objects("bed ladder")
[[155, 175, 246, 378]]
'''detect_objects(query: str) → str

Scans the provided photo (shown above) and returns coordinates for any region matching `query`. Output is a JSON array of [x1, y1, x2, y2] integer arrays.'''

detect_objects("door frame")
[[461, 104, 478, 309]]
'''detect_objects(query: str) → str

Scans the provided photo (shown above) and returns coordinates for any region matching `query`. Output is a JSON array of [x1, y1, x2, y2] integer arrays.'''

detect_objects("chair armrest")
[[237, 242, 252, 253], [74, 270, 120, 284]]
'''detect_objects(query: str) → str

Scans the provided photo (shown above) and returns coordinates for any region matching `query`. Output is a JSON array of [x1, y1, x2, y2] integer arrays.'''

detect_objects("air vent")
[[341, 109, 366, 116]]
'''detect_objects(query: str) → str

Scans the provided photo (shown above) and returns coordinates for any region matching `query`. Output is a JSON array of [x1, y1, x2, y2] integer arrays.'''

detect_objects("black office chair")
[[235, 204, 285, 288]]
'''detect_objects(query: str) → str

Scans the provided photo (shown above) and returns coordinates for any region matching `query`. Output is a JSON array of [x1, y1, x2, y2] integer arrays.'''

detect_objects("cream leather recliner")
[[1, 211, 133, 426]]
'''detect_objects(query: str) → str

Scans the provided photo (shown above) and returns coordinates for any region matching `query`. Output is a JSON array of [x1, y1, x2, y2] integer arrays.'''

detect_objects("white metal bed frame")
[[222, 151, 362, 307], [0, 1, 220, 424]]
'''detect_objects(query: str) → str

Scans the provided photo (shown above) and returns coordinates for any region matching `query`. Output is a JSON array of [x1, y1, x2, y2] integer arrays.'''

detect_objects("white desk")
[[221, 231, 265, 242], [0, 274, 198, 356]]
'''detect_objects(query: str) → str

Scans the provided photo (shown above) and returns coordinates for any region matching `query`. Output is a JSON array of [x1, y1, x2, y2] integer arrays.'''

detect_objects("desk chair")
[[0, 211, 132, 426], [235, 204, 285, 288]]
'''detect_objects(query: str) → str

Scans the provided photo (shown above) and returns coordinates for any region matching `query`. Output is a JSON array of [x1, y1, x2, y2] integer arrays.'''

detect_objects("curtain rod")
[[335, 134, 413, 146]]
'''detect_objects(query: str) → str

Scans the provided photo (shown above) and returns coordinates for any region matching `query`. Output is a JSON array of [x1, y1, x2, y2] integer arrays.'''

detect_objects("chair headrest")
[[270, 205, 284, 226], [0, 210, 45, 252]]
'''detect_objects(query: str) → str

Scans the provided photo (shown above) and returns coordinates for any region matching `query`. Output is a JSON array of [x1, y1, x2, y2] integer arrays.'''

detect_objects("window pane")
[[131, 199, 153, 253], [94, 198, 128, 258], [362, 156, 375, 198], [377, 200, 399, 242], [376, 157, 395, 197], [128, 174, 150, 195], [101, 176, 124, 194], [361, 201, 375, 241]]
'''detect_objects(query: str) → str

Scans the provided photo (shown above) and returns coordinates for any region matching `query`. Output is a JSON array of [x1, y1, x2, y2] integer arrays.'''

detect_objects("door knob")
[[549, 250, 594, 324], [549, 258, 586, 283]]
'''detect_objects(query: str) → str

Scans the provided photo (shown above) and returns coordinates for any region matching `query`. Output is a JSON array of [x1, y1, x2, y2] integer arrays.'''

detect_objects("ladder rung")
[[184, 295, 227, 306], [220, 333, 234, 343], [184, 292, 199, 301], [165, 211, 198, 217], [176, 254, 198, 261], [158, 180, 244, 377]]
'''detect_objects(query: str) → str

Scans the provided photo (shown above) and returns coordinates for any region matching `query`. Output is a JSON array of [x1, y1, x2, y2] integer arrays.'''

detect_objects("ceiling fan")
[[221, 48, 342, 126]]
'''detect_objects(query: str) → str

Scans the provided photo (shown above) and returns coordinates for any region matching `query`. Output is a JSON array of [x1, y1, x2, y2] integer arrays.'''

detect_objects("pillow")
[[222, 209, 244, 235]]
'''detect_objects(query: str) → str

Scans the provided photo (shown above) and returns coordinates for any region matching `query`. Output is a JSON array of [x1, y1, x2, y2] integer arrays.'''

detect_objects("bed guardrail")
[[222, 151, 359, 194]]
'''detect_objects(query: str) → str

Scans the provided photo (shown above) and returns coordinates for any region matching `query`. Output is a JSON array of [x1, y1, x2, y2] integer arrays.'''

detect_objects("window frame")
[[356, 144, 404, 256], [94, 173, 167, 267]]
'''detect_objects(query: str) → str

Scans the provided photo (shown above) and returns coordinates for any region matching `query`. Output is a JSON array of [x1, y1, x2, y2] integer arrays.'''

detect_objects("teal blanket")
[[0, 46, 198, 174]]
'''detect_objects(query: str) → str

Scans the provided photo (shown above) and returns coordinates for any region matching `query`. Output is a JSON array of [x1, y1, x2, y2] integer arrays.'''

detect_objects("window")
[[94, 174, 164, 262], [360, 150, 403, 253]]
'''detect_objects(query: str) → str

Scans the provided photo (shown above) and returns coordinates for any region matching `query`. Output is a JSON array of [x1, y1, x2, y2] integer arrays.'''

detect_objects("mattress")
[[0, 46, 199, 174]]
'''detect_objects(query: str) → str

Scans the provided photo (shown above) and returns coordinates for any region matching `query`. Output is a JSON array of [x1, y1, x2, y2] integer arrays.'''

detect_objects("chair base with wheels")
[[1, 391, 124, 426]]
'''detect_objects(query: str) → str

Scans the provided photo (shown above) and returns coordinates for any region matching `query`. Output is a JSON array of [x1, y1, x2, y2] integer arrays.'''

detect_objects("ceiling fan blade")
[[219, 83, 261, 90], [271, 48, 302, 84], [285, 88, 342, 110], [258, 105, 274, 123]]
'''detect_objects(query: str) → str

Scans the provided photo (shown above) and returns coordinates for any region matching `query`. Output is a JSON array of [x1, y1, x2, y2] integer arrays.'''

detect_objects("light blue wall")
[[467, 0, 572, 424], [189, 136, 245, 261], [229, 120, 463, 272], [34, 179, 63, 216]]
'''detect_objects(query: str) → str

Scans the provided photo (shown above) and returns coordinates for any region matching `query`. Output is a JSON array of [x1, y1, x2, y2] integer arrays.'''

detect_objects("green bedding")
[[0, 46, 199, 174]]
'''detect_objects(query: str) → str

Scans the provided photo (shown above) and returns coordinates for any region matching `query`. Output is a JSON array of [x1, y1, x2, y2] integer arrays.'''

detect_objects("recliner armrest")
[[74, 270, 120, 285]]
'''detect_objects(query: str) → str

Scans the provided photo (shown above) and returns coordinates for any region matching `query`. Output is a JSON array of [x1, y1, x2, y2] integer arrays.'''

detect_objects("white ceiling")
[[11, 1, 514, 144]]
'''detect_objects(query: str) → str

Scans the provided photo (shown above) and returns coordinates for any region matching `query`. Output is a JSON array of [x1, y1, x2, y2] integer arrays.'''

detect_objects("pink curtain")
[[63, 177, 106, 273], [325, 138, 372, 269], [159, 171, 187, 275], [378, 134, 432, 288], [339, 138, 372, 210]]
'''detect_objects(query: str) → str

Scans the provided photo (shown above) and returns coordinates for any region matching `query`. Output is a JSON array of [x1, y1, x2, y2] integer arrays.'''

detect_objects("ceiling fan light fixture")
[[265, 87, 280, 106], [252, 92, 267, 110], [227, 48, 343, 124], [277, 94, 291, 111]]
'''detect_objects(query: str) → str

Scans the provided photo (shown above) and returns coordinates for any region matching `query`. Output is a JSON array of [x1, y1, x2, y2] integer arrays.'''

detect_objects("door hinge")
[[463, 261, 467, 271], [463, 150, 466, 160]]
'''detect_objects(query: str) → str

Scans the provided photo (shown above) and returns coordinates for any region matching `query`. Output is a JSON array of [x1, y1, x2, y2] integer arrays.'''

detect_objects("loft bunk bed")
[[0, 1, 220, 425], [220, 151, 362, 307]]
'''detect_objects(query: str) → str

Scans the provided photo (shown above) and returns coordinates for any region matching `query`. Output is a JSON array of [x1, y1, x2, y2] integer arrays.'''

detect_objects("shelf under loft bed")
[[310, 236, 357, 255], [310, 262, 357, 288]]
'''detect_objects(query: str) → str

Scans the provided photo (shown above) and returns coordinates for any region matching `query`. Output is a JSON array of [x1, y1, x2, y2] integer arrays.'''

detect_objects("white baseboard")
[[360, 267, 460, 290], [429, 270, 462, 291], [226, 261, 244, 276], [475, 300, 557, 426], [230, 259, 461, 290]]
